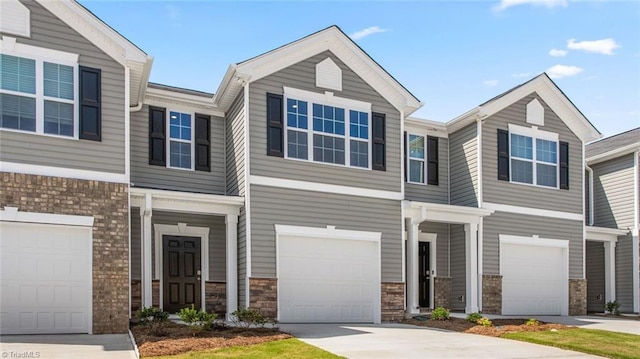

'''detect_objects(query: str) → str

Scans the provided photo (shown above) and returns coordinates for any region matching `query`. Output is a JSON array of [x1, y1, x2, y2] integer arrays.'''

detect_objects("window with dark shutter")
[[149, 106, 166, 166], [427, 136, 439, 185], [195, 113, 211, 172], [372, 112, 386, 171], [497, 129, 509, 181], [79, 66, 101, 141], [559, 141, 569, 190], [266, 93, 284, 157]]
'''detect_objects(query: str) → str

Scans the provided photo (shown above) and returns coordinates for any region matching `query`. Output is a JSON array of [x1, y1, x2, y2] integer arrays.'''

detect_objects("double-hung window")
[[168, 111, 192, 170], [509, 125, 558, 188], [408, 134, 425, 184], [349, 110, 369, 168], [286, 98, 308, 160], [313, 104, 345, 164]]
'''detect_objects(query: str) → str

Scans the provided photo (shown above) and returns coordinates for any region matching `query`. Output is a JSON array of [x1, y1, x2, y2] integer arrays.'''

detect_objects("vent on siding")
[[526, 98, 544, 126], [315, 58, 342, 91], [0, 0, 30, 38]]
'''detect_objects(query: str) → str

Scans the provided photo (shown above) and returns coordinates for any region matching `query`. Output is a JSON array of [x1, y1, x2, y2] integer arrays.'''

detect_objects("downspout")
[[585, 164, 594, 226], [476, 115, 483, 311], [633, 151, 640, 312]]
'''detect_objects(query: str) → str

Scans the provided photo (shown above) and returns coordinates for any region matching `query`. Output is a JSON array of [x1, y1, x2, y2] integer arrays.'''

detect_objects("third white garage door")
[[278, 236, 380, 323]]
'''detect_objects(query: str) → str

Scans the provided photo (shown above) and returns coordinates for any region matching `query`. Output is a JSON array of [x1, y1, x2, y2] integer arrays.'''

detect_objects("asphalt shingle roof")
[[586, 127, 640, 158]]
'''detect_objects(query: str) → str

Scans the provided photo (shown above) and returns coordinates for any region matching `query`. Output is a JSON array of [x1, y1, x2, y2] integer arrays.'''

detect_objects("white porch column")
[[142, 193, 153, 308], [465, 222, 479, 313], [226, 214, 239, 321], [604, 241, 616, 304], [407, 220, 420, 314]]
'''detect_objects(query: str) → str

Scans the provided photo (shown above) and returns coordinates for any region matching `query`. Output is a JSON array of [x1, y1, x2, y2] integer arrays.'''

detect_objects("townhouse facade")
[[0, 0, 638, 336]]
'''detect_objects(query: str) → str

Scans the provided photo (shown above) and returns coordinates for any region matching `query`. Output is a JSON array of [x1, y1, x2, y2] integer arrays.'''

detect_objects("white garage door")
[[278, 236, 379, 323], [0, 222, 92, 334], [502, 242, 566, 315]]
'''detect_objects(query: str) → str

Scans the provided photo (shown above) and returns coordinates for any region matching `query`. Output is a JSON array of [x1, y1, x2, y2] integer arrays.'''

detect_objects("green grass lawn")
[[502, 328, 640, 359], [147, 338, 344, 359]]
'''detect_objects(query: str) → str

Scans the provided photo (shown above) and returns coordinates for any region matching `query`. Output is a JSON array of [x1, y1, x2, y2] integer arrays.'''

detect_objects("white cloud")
[[349, 26, 388, 40], [512, 72, 531, 78], [549, 48, 568, 57], [493, 0, 568, 12], [567, 38, 620, 55], [483, 80, 499, 87], [546, 64, 583, 78]]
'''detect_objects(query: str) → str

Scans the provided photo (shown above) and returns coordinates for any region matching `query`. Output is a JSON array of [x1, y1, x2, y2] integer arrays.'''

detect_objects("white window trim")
[[407, 132, 427, 185], [508, 124, 560, 189], [165, 109, 195, 171], [283, 86, 372, 170], [1, 36, 80, 139]]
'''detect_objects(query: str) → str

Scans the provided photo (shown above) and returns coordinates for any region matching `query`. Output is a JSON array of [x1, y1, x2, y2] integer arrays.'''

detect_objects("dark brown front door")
[[418, 242, 431, 308], [163, 236, 201, 313]]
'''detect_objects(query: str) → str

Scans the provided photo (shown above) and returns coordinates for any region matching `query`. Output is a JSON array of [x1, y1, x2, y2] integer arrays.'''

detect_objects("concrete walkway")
[[281, 323, 603, 359], [0, 334, 136, 359]]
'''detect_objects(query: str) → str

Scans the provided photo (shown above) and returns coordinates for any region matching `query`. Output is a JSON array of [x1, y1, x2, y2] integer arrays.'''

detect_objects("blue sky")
[[81, 0, 639, 138]]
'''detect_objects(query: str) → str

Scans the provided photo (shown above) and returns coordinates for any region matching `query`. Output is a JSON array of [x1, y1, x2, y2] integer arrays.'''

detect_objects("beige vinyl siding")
[[130, 105, 226, 194], [249, 51, 401, 192], [450, 224, 466, 311], [483, 211, 584, 279], [616, 234, 634, 312], [405, 138, 449, 204], [250, 184, 402, 282], [131, 208, 142, 280], [226, 92, 245, 196], [482, 94, 583, 213], [419, 222, 450, 277], [150, 211, 227, 282], [585, 241, 605, 312], [450, 124, 479, 207], [592, 154, 635, 228], [0, 0, 125, 173]]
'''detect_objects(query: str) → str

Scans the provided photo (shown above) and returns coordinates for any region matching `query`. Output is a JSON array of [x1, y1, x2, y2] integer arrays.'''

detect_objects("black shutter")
[[427, 136, 439, 185], [148, 106, 166, 166], [195, 113, 211, 172], [79, 66, 101, 141], [560, 141, 569, 190], [372, 112, 386, 171], [266, 93, 284, 157], [403, 131, 407, 181], [497, 129, 509, 181]]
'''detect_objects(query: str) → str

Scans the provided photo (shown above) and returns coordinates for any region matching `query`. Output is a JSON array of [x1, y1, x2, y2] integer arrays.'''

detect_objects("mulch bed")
[[131, 321, 291, 357], [403, 317, 574, 337]]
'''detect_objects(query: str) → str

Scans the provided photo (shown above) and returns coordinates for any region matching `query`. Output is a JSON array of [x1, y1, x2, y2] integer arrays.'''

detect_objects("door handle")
[[197, 270, 201, 275]]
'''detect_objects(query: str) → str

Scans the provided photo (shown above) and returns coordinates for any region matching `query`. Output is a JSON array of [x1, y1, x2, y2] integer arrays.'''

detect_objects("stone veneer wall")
[[381, 282, 404, 322], [152, 280, 160, 307], [434, 277, 452, 309], [131, 280, 141, 312], [482, 275, 502, 314], [569, 279, 587, 316], [249, 278, 277, 319], [1, 173, 129, 334], [205, 281, 226, 316]]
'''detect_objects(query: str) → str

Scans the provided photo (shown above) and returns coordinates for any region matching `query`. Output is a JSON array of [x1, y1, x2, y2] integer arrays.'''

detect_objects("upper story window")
[[168, 111, 192, 170], [405, 132, 439, 185], [408, 134, 425, 183]]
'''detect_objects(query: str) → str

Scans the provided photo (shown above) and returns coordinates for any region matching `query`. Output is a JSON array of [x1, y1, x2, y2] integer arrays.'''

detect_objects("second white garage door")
[[278, 236, 380, 323]]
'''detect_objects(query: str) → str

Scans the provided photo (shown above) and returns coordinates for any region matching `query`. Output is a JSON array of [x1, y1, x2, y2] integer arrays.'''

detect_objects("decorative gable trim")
[[316, 57, 342, 91], [0, 0, 30, 38], [526, 98, 544, 126]]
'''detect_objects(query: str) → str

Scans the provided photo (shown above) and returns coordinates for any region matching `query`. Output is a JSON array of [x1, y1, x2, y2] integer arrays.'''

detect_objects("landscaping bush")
[[605, 301, 620, 315], [430, 307, 450, 321], [136, 306, 169, 326], [526, 318, 540, 326], [178, 304, 218, 332], [232, 307, 271, 328], [466, 312, 482, 323], [477, 317, 493, 327]]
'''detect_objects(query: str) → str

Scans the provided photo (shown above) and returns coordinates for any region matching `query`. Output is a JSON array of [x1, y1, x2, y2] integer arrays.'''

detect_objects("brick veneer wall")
[[569, 279, 587, 315], [131, 280, 141, 313], [434, 277, 452, 309], [205, 281, 226, 316], [152, 280, 160, 307], [249, 278, 277, 319], [482, 275, 502, 314], [381, 282, 404, 322], [1, 173, 129, 334]]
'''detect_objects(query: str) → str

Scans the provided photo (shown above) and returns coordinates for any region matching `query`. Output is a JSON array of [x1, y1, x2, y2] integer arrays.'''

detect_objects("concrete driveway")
[[281, 323, 603, 359], [0, 334, 136, 359]]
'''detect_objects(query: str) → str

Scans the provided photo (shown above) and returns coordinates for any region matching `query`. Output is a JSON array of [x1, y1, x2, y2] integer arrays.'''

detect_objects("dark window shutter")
[[372, 112, 386, 171], [195, 113, 211, 172], [560, 141, 569, 190], [148, 106, 166, 166], [266, 93, 284, 157], [403, 131, 407, 181], [79, 66, 101, 141], [427, 136, 439, 185], [497, 129, 509, 181]]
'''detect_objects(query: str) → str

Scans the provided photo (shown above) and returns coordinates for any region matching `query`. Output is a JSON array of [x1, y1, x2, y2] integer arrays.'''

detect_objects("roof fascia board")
[[587, 143, 640, 165], [447, 107, 480, 134], [145, 86, 223, 116]]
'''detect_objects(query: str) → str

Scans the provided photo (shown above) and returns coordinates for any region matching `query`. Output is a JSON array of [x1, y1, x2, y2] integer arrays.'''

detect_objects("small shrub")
[[232, 307, 270, 328], [605, 301, 620, 315], [526, 318, 540, 326], [178, 304, 218, 332], [466, 312, 482, 323], [477, 317, 493, 327], [430, 307, 450, 321], [136, 306, 169, 326]]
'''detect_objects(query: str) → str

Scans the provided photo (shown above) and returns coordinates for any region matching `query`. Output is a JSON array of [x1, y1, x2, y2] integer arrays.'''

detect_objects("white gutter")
[[130, 55, 154, 112], [585, 164, 594, 226]]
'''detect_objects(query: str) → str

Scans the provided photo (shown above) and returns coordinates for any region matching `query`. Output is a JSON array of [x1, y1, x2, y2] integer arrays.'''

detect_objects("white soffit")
[[0, 0, 30, 38]]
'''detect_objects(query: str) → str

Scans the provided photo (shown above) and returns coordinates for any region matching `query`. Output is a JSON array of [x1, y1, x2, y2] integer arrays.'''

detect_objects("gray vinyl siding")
[[0, 0, 125, 174], [592, 154, 635, 228], [131, 208, 142, 280], [226, 92, 245, 196], [450, 224, 466, 311], [482, 94, 583, 213], [585, 241, 605, 312], [615, 234, 634, 312], [150, 211, 227, 282], [238, 207, 247, 308], [405, 138, 449, 204], [130, 105, 226, 194], [250, 184, 402, 282], [483, 211, 584, 279], [585, 171, 590, 223], [450, 124, 479, 207], [249, 51, 401, 192], [418, 222, 450, 277]]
